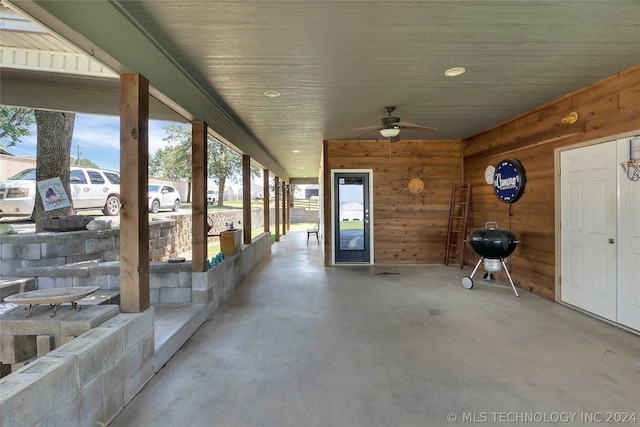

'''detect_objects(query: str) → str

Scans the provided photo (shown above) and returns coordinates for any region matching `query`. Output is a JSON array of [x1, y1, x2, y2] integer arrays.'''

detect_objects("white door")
[[561, 141, 617, 321], [617, 138, 640, 331]]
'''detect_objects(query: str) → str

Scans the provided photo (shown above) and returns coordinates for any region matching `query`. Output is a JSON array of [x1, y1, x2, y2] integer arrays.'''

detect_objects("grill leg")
[[501, 259, 519, 297], [469, 257, 483, 279]]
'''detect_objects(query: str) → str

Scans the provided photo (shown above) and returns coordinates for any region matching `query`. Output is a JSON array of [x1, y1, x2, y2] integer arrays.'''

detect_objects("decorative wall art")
[[36, 177, 71, 211], [493, 158, 526, 203], [397, 166, 430, 203]]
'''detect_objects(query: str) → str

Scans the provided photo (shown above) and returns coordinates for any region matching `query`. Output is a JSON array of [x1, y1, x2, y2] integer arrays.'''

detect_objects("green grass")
[[338, 220, 363, 230], [205, 222, 316, 257], [182, 198, 319, 211]]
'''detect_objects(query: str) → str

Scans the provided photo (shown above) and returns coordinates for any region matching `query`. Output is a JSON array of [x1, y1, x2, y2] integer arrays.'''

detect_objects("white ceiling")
[[2, 1, 640, 181]]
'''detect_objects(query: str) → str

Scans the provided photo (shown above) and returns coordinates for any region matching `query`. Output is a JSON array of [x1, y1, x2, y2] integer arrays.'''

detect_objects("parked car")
[[148, 184, 181, 213], [207, 190, 217, 204], [0, 167, 121, 218], [207, 189, 229, 203]]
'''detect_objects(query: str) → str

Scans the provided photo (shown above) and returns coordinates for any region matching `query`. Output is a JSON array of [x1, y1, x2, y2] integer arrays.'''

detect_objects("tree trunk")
[[34, 110, 75, 232], [217, 178, 226, 207]]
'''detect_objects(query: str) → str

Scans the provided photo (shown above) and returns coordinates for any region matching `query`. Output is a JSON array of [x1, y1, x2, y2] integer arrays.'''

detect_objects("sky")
[[4, 113, 181, 172], [3, 111, 305, 193]]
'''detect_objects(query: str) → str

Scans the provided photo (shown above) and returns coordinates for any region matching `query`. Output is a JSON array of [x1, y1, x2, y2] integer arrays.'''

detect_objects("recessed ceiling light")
[[264, 90, 281, 98], [444, 67, 466, 77], [291, 149, 300, 153], [299, 167, 304, 170]]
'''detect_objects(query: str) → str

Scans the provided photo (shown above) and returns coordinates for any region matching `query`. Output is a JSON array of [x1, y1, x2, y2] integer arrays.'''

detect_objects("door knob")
[[608, 238, 615, 244]]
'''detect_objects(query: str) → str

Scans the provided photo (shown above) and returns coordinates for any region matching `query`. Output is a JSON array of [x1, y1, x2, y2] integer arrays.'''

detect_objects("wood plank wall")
[[463, 65, 640, 300], [325, 139, 462, 264]]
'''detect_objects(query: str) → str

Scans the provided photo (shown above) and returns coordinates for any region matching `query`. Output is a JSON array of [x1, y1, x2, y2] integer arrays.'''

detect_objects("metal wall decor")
[[493, 158, 526, 203], [397, 166, 429, 203]]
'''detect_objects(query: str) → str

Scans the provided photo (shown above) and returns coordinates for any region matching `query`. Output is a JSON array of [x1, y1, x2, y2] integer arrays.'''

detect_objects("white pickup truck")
[[0, 167, 121, 218]]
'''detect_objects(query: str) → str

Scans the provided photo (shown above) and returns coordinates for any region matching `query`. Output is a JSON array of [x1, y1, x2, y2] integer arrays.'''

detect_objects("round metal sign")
[[493, 158, 525, 203]]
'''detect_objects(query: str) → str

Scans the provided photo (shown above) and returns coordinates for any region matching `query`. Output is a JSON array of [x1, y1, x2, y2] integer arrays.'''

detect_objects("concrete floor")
[[110, 231, 640, 427]]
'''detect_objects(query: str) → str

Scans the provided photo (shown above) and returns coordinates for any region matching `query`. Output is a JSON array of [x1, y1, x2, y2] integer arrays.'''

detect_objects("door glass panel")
[[338, 176, 364, 250]]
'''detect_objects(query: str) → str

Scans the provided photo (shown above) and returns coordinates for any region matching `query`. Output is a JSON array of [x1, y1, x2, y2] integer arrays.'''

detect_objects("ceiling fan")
[[353, 106, 436, 142]]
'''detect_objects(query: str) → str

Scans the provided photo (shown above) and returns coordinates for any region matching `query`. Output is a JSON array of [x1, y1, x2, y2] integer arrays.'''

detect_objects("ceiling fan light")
[[380, 127, 400, 138]]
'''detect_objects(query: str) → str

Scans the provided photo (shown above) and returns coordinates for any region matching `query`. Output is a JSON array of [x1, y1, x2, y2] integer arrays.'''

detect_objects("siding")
[[463, 65, 640, 299], [324, 139, 462, 264]]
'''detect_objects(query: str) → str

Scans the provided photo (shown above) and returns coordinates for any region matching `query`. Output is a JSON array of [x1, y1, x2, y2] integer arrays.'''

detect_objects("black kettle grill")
[[462, 222, 520, 296]]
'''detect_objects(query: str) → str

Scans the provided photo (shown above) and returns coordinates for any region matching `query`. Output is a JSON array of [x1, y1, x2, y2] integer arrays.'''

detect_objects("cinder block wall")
[[0, 220, 184, 277], [0, 308, 154, 427], [192, 232, 271, 312]]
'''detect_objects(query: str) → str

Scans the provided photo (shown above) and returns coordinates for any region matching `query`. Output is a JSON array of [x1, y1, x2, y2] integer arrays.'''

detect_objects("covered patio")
[[111, 230, 640, 426], [1, 2, 639, 425]]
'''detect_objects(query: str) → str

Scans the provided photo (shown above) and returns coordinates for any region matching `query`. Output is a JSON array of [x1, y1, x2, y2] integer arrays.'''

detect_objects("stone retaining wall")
[[0, 208, 314, 278], [0, 220, 183, 278]]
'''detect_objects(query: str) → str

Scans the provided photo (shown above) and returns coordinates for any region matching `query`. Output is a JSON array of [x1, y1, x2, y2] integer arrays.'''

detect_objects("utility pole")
[[75, 144, 83, 165]]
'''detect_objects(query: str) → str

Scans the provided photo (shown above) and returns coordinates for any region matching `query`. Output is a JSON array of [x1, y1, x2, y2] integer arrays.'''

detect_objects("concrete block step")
[[16, 260, 101, 277], [153, 303, 208, 372], [16, 260, 192, 279], [75, 289, 120, 306], [61, 304, 121, 337], [0, 277, 37, 301]]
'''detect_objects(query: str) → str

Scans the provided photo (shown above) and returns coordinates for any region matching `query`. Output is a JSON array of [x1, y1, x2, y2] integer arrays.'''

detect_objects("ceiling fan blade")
[[390, 135, 401, 143], [352, 124, 382, 131], [396, 121, 437, 132]]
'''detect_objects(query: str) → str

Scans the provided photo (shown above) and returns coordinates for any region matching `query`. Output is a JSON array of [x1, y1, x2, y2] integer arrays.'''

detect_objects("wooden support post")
[[119, 73, 149, 313], [274, 176, 280, 242], [263, 169, 270, 233], [322, 141, 331, 265], [242, 155, 252, 245], [281, 182, 287, 236], [287, 184, 291, 231], [192, 122, 207, 272]]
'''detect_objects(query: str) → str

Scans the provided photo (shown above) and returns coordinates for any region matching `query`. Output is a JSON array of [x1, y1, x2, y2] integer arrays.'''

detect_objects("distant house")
[[0, 151, 36, 180], [339, 202, 363, 221]]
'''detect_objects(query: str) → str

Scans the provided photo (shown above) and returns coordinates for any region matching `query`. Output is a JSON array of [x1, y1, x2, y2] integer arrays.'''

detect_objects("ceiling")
[[2, 1, 640, 181]]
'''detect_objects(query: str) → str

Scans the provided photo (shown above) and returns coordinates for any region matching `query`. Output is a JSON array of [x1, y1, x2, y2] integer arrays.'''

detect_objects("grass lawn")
[[338, 220, 363, 230], [206, 222, 317, 257]]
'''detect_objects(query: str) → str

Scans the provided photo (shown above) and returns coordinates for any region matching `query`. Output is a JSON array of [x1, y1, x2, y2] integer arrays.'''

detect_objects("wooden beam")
[[192, 122, 207, 272], [119, 73, 149, 313], [286, 184, 291, 231], [274, 176, 280, 242], [242, 155, 252, 244], [322, 141, 331, 265], [263, 169, 270, 233], [281, 182, 287, 236]]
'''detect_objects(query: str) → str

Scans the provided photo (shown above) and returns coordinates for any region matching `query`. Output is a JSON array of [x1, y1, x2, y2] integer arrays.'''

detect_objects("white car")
[[0, 167, 121, 218], [148, 184, 181, 213], [207, 190, 217, 204]]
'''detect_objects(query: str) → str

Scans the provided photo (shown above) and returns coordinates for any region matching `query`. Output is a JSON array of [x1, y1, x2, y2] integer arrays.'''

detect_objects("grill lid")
[[468, 221, 520, 259]]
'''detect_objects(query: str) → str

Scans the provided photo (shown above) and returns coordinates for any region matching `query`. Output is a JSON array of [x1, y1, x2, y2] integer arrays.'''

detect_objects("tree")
[[33, 110, 75, 232], [150, 124, 260, 206], [70, 156, 99, 168], [0, 106, 35, 147], [208, 136, 243, 206], [149, 124, 193, 201]]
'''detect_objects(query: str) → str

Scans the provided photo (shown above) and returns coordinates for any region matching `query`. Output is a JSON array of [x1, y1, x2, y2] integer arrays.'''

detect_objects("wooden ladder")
[[444, 182, 471, 268]]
